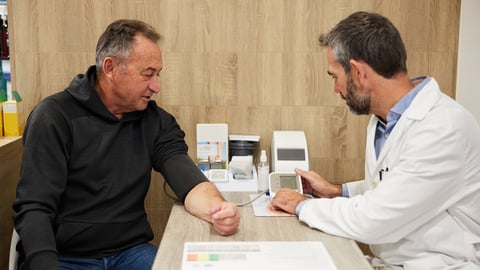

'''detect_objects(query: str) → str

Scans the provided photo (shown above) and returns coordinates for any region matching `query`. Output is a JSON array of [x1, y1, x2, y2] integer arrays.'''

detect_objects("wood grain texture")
[[4, 0, 461, 261], [153, 193, 373, 270], [0, 137, 22, 269]]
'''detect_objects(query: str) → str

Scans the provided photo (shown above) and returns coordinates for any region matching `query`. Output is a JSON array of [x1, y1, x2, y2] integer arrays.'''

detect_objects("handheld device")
[[268, 172, 303, 200]]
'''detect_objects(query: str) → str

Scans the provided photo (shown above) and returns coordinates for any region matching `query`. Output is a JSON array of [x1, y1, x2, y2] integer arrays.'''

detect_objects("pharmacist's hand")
[[295, 168, 342, 198], [270, 188, 308, 215]]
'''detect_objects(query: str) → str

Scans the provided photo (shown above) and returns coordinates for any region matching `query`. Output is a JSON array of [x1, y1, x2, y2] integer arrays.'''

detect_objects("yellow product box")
[[0, 103, 3, 136], [2, 101, 24, 136]]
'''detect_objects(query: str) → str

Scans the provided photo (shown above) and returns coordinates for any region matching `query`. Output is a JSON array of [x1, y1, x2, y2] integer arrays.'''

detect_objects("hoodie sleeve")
[[13, 97, 71, 270], [150, 107, 208, 202]]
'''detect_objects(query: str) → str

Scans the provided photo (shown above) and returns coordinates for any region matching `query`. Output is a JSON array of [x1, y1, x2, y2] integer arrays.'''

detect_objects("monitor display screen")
[[277, 148, 305, 161]]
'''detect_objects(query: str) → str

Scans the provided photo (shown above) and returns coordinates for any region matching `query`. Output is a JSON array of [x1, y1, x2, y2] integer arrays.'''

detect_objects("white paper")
[[181, 241, 338, 270], [250, 194, 294, 217]]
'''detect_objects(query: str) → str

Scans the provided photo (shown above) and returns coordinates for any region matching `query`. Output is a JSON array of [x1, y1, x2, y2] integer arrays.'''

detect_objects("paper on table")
[[250, 194, 294, 217], [181, 241, 338, 270]]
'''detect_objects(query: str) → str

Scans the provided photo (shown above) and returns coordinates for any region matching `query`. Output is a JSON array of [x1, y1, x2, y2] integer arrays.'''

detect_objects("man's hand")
[[295, 168, 342, 198], [185, 182, 240, 236], [209, 201, 240, 236], [270, 189, 309, 215]]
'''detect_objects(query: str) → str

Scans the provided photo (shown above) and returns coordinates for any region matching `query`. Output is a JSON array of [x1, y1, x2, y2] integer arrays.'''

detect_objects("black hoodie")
[[13, 66, 208, 269]]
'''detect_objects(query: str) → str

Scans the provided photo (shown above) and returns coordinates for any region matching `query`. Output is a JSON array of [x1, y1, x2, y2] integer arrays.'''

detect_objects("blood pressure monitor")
[[268, 172, 303, 200]]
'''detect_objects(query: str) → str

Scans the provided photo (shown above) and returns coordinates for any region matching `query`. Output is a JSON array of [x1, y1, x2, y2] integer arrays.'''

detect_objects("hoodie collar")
[[65, 65, 144, 122]]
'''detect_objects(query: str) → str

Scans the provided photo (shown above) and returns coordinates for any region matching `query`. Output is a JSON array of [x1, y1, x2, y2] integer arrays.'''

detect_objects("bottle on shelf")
[[257, 150, 269, 192], [0, 60, 7, 102]]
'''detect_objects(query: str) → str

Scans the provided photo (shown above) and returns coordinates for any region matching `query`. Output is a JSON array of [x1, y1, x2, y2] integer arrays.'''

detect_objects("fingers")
[[210, 202, 236, 219], [210, 202, 240, 236], [269, 197, 291, 214], [294, 168, 308, 176], [295, 168, 316, 183], [270, 189, 306, 214], [294, 168, 314, 194], [295, 168, 320, 180]]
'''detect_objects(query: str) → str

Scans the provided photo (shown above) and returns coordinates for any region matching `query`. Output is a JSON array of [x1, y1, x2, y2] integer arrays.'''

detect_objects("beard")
[[343, 73, 371, 115]]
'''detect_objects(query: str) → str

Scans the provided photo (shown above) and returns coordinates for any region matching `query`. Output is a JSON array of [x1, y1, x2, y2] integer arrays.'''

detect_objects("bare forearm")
[[184, 181, 240, 235], [184, 181, 225, 222]]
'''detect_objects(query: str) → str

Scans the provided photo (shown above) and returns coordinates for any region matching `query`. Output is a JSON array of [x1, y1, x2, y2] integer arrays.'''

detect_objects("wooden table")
[[0, 136, 22, 269], [152, 192, 372, 270]]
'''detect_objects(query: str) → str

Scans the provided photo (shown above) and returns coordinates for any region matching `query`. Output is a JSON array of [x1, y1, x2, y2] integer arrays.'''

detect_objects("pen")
[[379, 167, 389, 181]]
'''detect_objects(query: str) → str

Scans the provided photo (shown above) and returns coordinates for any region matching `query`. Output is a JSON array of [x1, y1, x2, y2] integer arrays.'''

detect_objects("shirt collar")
[[380, 76, 431, 126]]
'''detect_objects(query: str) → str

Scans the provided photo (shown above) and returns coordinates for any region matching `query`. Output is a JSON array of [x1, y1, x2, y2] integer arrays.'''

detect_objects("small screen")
[[280, 175, 298, 189], [277, 148, 305, 161]]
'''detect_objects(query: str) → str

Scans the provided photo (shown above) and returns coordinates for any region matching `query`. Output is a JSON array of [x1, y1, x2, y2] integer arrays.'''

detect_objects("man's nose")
[[149, 78, 160, 93], [333, 84, 340, 94]]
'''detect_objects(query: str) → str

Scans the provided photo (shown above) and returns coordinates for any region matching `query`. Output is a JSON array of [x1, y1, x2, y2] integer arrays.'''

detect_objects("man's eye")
[[141, 73, 155, 80]]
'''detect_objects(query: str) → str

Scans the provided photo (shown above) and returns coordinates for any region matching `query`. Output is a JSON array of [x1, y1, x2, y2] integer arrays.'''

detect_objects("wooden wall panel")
[[6, 0, 460, 252]]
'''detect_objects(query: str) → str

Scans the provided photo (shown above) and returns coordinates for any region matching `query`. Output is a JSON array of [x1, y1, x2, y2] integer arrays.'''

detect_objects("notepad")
[[181, 241, 338, 270]]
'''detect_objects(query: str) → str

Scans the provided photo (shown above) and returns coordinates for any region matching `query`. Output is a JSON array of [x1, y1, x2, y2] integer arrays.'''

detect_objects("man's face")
[[344, 73, 370, 115], [326, 47, 370, 115], [111, 34, 163, 114]]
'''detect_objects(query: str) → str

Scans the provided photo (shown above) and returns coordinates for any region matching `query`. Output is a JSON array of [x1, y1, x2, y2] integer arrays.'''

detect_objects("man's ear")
[[349, 59, 368, 84], [102, 57, 116, 77]]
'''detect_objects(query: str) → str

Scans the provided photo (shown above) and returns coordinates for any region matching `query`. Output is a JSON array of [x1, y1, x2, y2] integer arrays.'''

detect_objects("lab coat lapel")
[[364, 115, 405, 189], [375, 116, 407, 168], [365, 116, 379, 182], [364, 78, 442, 185]]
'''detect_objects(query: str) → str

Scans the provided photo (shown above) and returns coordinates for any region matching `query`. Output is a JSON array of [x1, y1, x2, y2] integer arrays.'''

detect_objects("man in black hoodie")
[[13, 19, 240, 270]]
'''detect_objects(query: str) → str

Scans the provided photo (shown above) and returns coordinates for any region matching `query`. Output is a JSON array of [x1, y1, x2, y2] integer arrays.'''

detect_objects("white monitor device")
[[268, 172, 303, 200], [271, 131, 309, 172]]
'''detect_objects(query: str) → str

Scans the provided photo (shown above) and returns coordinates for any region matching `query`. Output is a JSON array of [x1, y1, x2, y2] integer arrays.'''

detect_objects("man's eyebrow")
[[141, 67, 161, 73], [327, 70, 334, 76]]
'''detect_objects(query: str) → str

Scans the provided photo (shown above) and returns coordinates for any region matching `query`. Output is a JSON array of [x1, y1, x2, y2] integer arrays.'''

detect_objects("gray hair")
[[95, 19, 161, 73], [319, 12, 407, 78]]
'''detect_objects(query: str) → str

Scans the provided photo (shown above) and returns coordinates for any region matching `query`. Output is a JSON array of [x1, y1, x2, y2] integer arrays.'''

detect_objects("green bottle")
[[0, 60, 7, 102]]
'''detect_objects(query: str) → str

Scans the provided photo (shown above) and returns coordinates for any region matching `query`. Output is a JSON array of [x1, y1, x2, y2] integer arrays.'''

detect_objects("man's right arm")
[[13, 101, 69, 269]]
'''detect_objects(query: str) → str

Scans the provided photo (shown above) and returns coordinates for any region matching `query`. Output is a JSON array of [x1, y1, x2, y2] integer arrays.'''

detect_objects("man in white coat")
[[271, 11, 480, 269]]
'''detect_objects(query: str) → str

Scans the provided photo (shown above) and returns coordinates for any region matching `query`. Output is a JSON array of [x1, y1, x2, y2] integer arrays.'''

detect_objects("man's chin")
[[136, 102, 149, 111], [347, 105, 370, 115]]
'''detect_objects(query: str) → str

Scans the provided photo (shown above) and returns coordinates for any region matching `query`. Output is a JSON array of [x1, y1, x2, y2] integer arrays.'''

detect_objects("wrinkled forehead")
[[128, 35, 163, 71]]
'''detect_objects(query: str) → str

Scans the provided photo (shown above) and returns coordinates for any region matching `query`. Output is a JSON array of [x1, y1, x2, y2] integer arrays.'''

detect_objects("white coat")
[[298, 78, 480, 269]]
